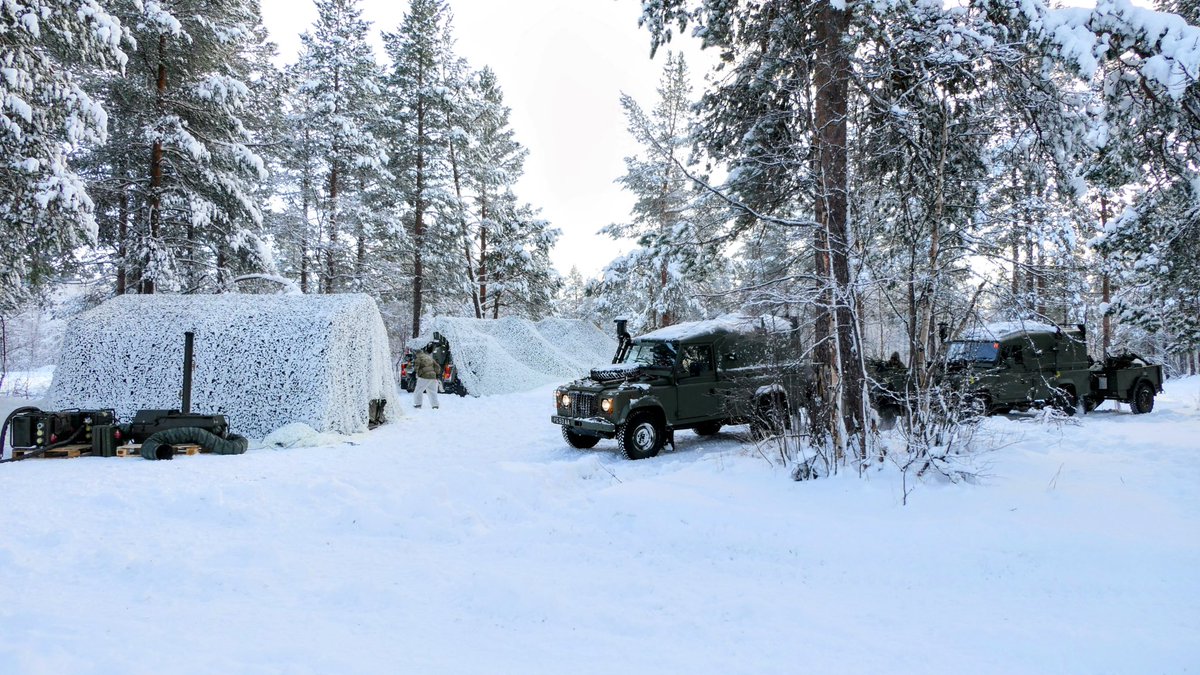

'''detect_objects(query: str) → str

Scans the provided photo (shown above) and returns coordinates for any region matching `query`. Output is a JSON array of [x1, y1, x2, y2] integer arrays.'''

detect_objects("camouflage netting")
[[46, 294, 401, 438], [410, 317, 616, 396]]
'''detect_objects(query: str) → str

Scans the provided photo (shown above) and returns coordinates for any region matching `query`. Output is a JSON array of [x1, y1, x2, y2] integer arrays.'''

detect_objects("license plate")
[[551, 415, 571, 425]]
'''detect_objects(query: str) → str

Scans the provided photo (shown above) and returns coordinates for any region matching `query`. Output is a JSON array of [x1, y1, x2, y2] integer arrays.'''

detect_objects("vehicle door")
[[993, 342, 1029, 403], [1026, 335, 1056, 400], [675, 342, 723, 422]]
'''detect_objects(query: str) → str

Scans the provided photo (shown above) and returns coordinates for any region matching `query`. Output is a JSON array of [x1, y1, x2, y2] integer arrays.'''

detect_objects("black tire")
[[750, 394, 789, 440], [1051, 388, 1078, 416], [562, 426, 600, 449], [402, 378, 415, 393], [1083, 395, 1099, 414], [693, 421, 722, 436], [1131, 381, 1155, 414], [617, 411, 663, 460]]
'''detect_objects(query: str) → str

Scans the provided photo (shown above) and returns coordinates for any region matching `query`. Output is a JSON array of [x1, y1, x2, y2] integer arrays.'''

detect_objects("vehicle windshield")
[[946, 340, 999, 364], [623, 340, 677, 369]]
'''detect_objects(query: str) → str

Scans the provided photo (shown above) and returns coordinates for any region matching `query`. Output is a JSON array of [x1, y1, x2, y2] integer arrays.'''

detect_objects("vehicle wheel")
[[1051, 388, 1078, 416], [693, 421, 722, 436], [1131, 381, 1155, 414], [402, 379, 415, 393], [1082, 395, 1099, 414], [617, 411, 663, 460], [562, 426, 600, 449], [751, 395, 789, 440]]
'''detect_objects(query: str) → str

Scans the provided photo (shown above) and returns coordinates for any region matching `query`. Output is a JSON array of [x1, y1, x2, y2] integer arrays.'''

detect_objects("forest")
[[2, 0, 1198, 472]]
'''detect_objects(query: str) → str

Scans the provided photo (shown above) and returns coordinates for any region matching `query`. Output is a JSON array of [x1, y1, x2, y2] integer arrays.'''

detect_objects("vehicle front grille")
[[571, 393, 598, 418]]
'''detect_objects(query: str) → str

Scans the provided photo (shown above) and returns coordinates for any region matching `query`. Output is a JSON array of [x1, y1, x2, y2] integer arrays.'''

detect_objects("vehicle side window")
[[999, 344, 1023, 364], [680, 344, 714, 378]]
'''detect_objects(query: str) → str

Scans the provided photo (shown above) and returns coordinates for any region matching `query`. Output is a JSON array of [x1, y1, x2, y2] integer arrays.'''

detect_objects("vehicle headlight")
[[600, 398, 613, 413], [560, 393, 572, 407]]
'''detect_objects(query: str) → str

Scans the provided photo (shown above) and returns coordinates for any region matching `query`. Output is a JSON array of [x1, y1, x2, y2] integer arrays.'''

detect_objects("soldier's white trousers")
[[413, 377, 440, 408]]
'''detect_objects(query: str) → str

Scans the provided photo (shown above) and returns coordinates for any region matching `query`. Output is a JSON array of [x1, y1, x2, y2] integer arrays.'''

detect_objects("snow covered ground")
[[1, 377, 1197, 674]]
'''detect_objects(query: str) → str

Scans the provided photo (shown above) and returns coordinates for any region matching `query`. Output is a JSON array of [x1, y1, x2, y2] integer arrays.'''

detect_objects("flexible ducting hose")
[[140, 426, 249, 460]]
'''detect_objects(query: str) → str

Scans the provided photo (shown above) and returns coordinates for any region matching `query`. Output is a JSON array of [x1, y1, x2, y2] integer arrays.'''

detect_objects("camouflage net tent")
[[46, 294, 400, 438], [410, 317, 616, 396]]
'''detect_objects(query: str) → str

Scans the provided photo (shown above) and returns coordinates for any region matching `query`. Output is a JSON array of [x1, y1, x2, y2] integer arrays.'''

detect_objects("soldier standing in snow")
[[412, 345, 441, 409]]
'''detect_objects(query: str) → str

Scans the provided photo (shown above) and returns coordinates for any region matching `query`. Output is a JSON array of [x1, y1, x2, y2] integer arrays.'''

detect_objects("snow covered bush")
[[45, 294, 400, 438]]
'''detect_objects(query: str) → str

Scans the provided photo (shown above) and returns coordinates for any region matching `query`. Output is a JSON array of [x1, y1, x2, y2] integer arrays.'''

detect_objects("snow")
[[1, 375, 1197, 673], [410, 317, 615, 396], [1030, 0, 1200, 99], [44, 294, 399, 438], [960, 320, 1063, 341], [637, 313, 793, 341]]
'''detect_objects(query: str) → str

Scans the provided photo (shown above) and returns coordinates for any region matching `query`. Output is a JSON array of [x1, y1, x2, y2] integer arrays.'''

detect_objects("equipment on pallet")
[[2, 331, 248, 462]]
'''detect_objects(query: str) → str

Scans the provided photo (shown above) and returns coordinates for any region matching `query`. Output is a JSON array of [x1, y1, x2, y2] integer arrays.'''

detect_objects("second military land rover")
[[551, 315, 809, 459], [874, 321, 1163, 417]]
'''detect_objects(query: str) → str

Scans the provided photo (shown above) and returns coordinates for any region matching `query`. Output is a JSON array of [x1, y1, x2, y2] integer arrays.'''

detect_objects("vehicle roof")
[[958, 320, 1066, 341], [636, 314, 792, 343]]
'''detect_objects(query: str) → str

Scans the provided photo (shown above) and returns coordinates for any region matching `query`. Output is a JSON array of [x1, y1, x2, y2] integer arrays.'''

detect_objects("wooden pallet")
[[116, 443, 203, 458], [11, 444, 91, 460]]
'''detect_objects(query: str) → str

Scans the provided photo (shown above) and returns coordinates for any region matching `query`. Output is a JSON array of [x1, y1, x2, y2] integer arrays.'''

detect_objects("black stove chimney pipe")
[[182, 331, 194, 415]]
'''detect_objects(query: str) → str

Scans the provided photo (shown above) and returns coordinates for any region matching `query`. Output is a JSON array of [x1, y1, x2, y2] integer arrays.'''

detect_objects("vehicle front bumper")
[[551, 415, 617, 434]]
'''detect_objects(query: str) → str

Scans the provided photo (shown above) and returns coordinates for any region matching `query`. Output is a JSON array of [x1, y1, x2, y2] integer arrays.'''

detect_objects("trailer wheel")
[[562, 426, 600, 449], [1131, 381, 1155, 414]]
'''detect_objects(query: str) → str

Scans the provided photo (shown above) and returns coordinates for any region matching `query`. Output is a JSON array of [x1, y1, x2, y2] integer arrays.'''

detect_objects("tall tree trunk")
[[145, 34, 168, 295], [1010, 168, 1021, 300], [813, 0, 864, 461], [448, 140, 483, 318], [478, 204, 488, 314], [915, 114, 950, 392], [325, 68, 342, 295], [116, 180, 128, 295], [412, 92, 426, 338], [1100, 194, 1112, 355], [1036, 231, 1047, 317], [300, 128, 312, 294], [326, 160, 339, 293]]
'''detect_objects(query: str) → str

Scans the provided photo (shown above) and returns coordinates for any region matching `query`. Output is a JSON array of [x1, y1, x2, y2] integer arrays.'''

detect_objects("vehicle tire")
[[562, 426, 600, 449], [693, 421, 722, 436], [617, 411, 663, 460], [1051, 388, 1078, 416], [751, 394, 789, 440], [1131, 381, 1155, 414], [402, 378, 415, 393], [1083, 395, 1099, 414]]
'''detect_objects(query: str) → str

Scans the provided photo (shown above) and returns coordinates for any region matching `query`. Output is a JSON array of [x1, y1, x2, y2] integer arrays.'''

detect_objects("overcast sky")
[[259, 0, 712, 278]]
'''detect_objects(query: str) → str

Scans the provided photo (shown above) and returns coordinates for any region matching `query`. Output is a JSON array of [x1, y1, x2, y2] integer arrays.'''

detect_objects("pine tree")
[[293, 0, 388, 295], [604, 53, 729, 330], [382, 0, 463, 336], [0, 0, 127, 309], [98, 0, 275, 293]]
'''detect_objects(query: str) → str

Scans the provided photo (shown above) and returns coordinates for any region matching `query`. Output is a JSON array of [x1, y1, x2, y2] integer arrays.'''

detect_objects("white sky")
[[259, 0, 712, 279]]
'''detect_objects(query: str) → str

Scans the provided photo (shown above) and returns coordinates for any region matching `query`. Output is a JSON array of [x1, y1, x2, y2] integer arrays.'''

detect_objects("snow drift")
[[46, 293, 400, 438], [411, 317, 615, 396]]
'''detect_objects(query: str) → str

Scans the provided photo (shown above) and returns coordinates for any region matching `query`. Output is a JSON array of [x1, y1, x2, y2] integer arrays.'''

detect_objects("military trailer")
[[551, 315, 808, 459], [934, 322, 1162, 415], [399, 333, 468, 396]]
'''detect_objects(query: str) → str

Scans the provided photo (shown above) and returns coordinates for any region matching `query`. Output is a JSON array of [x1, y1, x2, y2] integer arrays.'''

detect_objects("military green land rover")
[[551, 316, 810, 459], [874, 321, 1163, 416]]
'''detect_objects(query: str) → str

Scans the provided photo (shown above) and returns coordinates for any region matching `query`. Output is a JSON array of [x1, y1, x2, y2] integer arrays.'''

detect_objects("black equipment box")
[[9, 409, 116, 449], [128, 409, 228, 442]]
